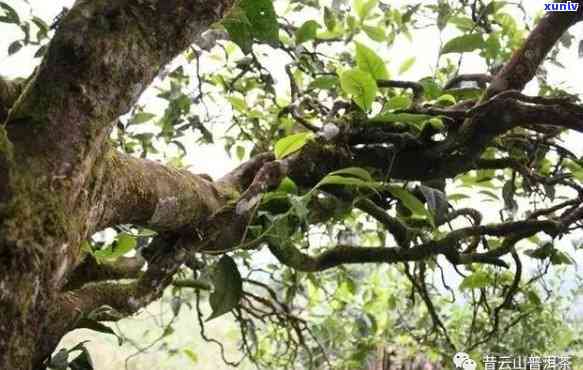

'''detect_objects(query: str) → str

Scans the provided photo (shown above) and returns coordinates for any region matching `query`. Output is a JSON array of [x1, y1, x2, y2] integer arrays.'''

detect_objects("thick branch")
[[268, 217, 568, 272], [63, 255, 144, 291], [487, 2, 583, 97], [97, 151, 230, 232], [40, 235, 185, 366], [96, 151, 276, 233], [5, 0, 236, 198], [268, 241, 507, 272]]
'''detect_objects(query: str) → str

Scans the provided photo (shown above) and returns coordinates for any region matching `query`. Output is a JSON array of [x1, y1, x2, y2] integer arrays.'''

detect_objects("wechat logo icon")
[[453, 352, 477, 370]]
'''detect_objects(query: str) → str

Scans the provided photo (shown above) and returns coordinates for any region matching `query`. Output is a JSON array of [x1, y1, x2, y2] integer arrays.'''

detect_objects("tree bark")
[[0, 0, 235, 368]]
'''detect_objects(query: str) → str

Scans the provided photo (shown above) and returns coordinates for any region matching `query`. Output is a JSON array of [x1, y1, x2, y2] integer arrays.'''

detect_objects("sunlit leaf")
[[93, 233, 137, 262], [398, 57, 416, 74], [309, 75, 339, 90], [441, 33, 485, 54], [340, 68, 378, 111], [274, 132, 313, 159], [353, 0, 378, 20], [460, 271, 491, 290], [329, 167, 373, 182], [323, 6, 337, 31], [131, 112, 156, 125], [295, 20, 320, 44], [385, 96, 411, 110], [370, 112, 432, 127], [355, 42, 388, 80], [183, 349, 198, 364], [362, 24, 385, 42], [386, 185, 433, 224]]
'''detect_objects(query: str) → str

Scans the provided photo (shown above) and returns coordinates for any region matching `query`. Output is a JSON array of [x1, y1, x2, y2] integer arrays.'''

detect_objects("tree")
[[1, 0, 583, 369]]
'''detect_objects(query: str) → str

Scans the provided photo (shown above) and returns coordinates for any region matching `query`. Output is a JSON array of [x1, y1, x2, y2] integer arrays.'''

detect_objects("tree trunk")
[[0, 0, 235, 368]]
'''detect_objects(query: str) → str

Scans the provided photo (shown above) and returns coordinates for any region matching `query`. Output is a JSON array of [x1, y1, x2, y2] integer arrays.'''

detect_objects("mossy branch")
[[0, 77, 24, 123]]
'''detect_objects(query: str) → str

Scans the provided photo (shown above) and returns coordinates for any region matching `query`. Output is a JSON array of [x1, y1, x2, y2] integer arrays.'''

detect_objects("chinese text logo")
[[453, 352, 477, 370]]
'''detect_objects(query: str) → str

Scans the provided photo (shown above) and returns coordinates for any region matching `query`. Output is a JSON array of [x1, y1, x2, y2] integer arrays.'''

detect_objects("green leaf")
[[385, 96, 411, 110], [31, 16, 49, 40], [340, 68, 378, 111], [131, 112, 156, 124], [183, 349, 198, 364], [398, 57, 416, 74], [449, 16, 475, 31], [68, 345, 94, 370], [208, 256, 243, 321], [525, 242, 554, 259], [235, 145, 245, 161], [353, 0, 378, 20], [441, 33, 485, 54], [222, 0, 279, 54], [295, 20, 320, 44], [93, 233, 137, 262], [550, 250, 574, 265], [448, 193, 470, 202], [323, 6, 337, 31], [329, 167, 373, 182], [49, 349, 69, 370], [428, 117, 444, 130], [527, 291, 542, 306], [386, 185, 433, 223], [419, 78, 442, 100], [227, 96, 247, 112], [274, 132, 312, 159], [362, 25, 385, 42], [8, 41, 22, 56], [241, 0, 279, 42], [289, 194, 310, 221], [276, 177, 298, 194], [436, 94, 456, 106], [460, 271, 491, 290], [444, 87, 483, 101], [308, 75, 339, 90], [370, 112, 432, 127], [223, 9, 254, 54], [76, 319, 123, 346], [0, 2, 20, 24], [315, 167, 378, 192], [34, 44, 47, 58], [317, 175, 376, 189], [355, 42, 388, 80]]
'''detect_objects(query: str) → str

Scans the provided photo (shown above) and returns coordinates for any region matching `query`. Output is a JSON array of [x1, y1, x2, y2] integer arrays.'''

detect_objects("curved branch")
[[96, 151, 274, 233], [40, 234, 185, 366], [355, 198, 413, 248], [377, 79, 424, 107], [267, 240, 508, 272], [267, 215, 572, 272], [486, 3, 583, 97], [63, 255, 144, 291], [5, 0, 236, 188]]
